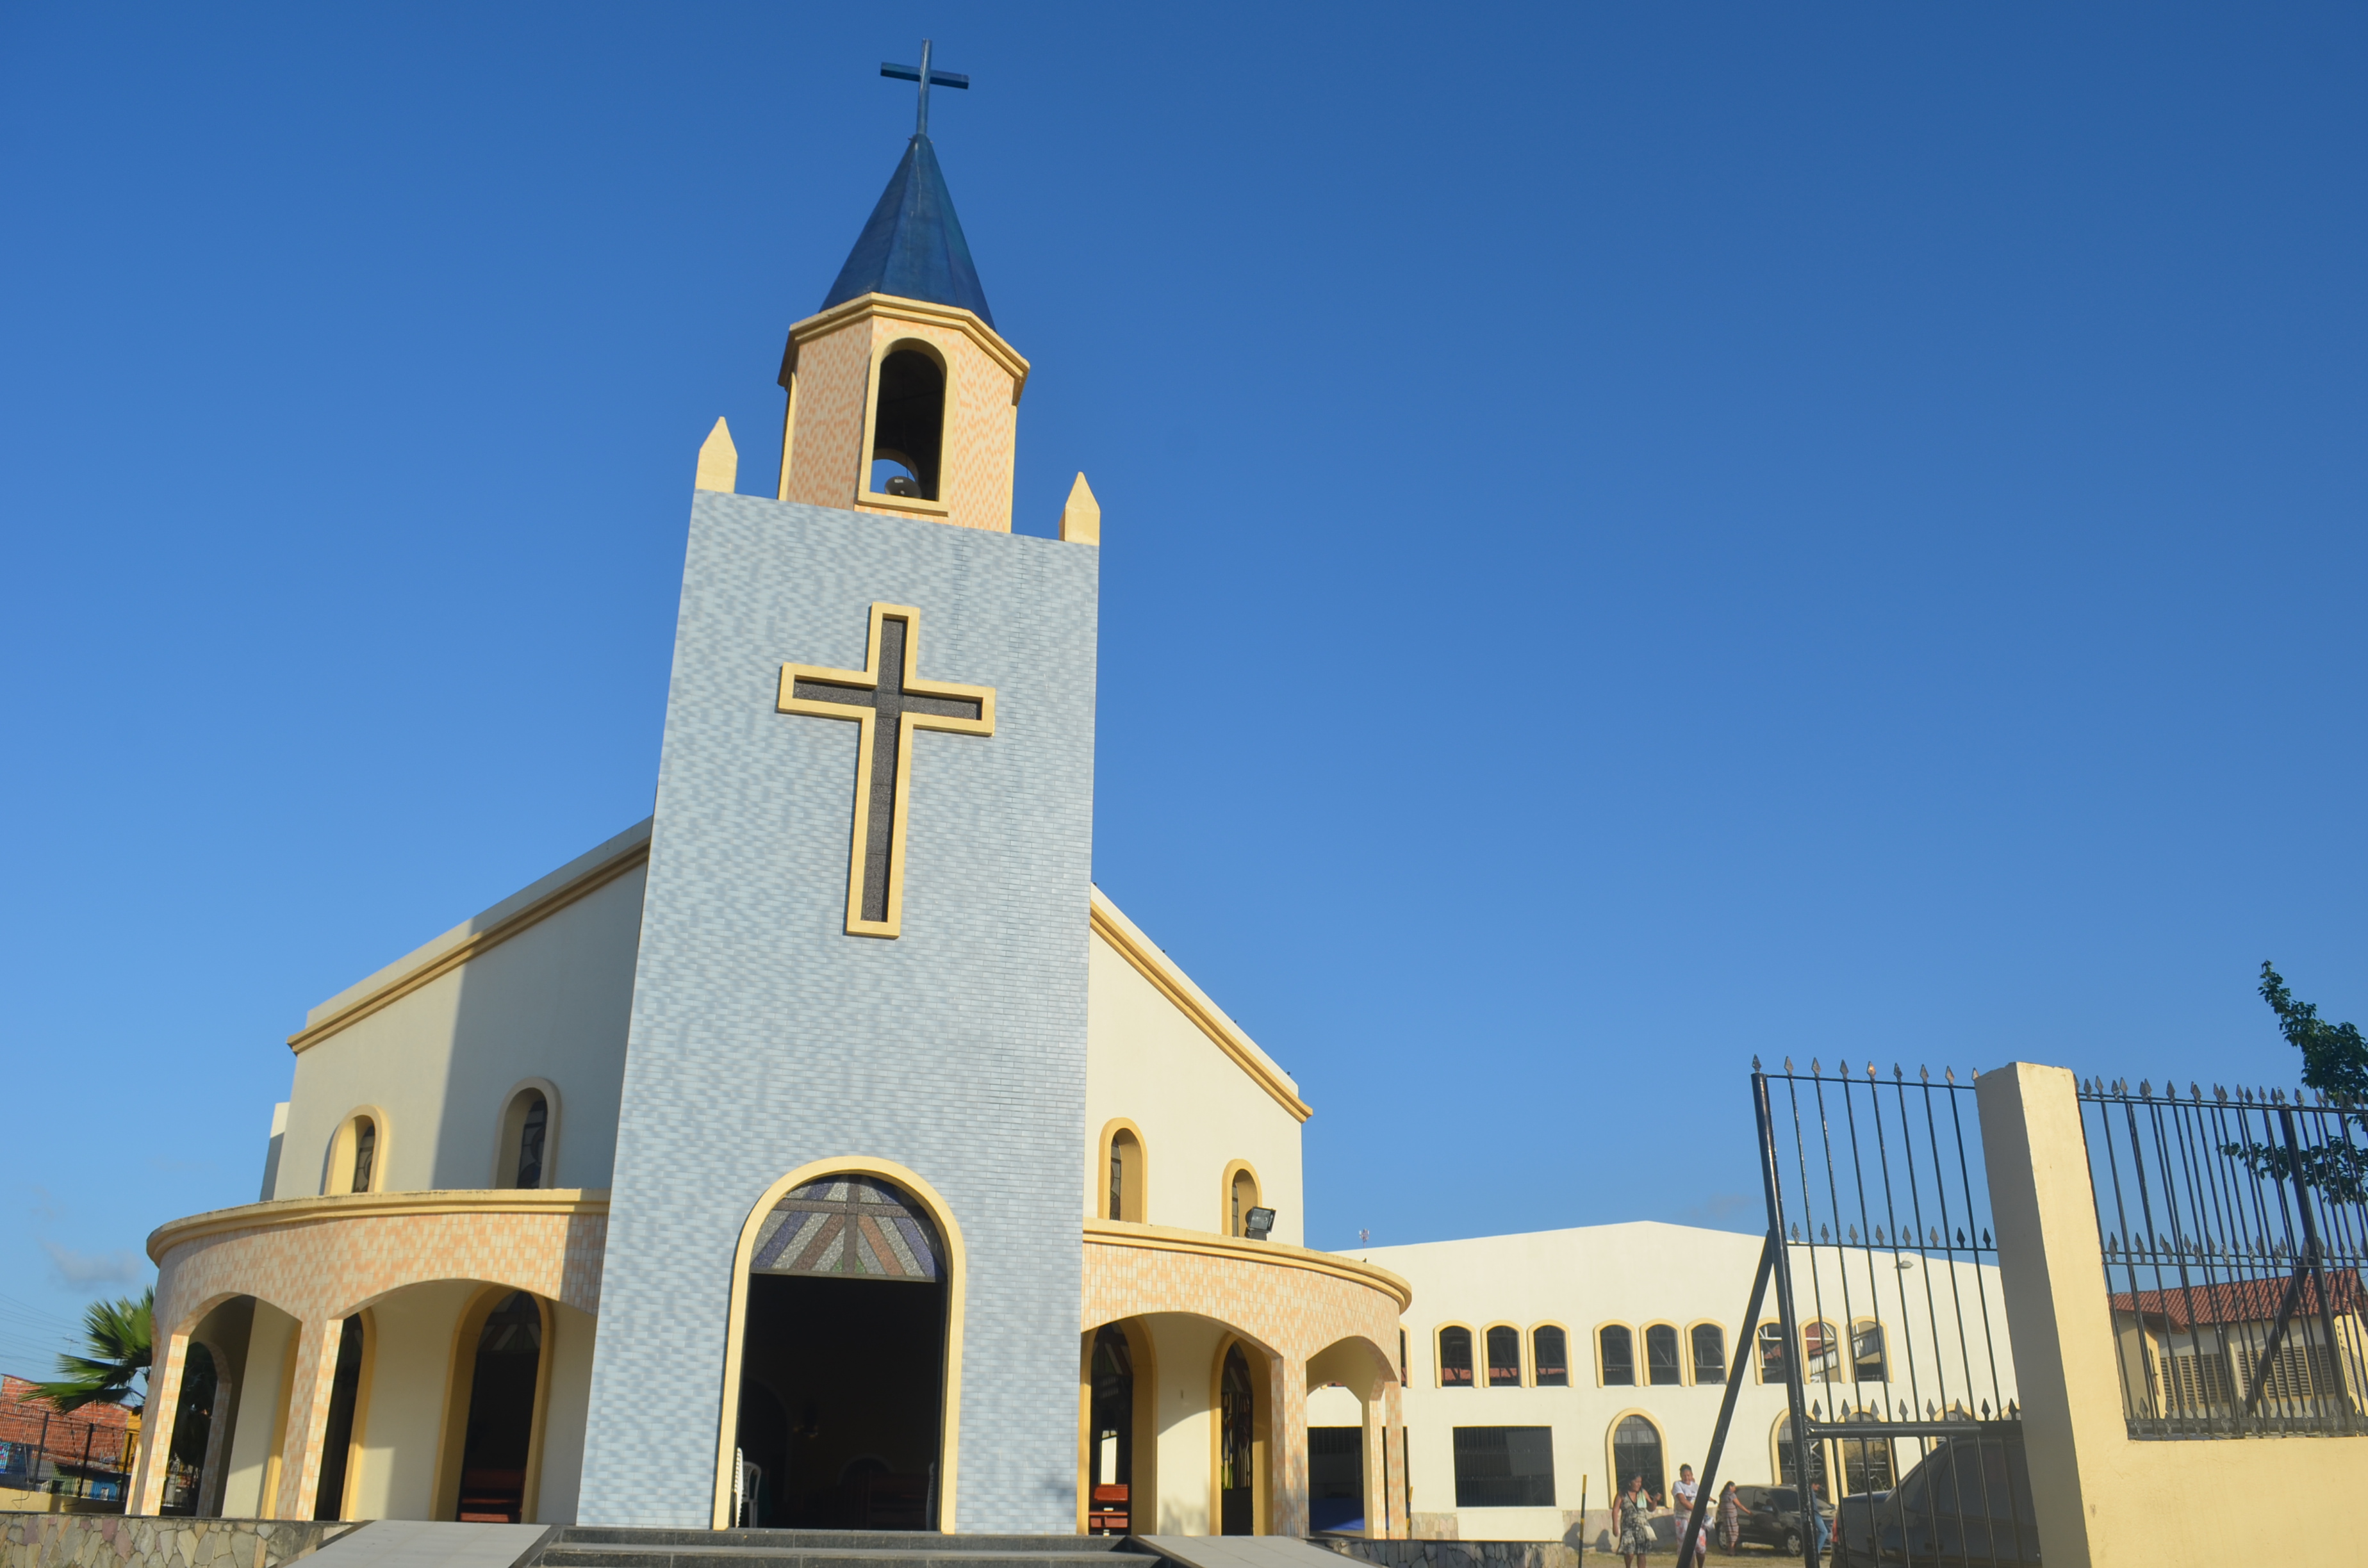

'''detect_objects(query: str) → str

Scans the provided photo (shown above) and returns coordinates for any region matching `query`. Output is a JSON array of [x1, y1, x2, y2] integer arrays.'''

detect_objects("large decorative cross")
[[881, 39, 969, 138], [777, 603, 994, 938]]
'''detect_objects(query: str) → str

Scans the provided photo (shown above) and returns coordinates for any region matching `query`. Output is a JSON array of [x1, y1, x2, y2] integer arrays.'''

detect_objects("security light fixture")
[[1244, 1206, 1276, 1241]]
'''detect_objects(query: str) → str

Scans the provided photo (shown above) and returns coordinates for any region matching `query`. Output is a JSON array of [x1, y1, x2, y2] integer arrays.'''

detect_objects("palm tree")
[[29, 1287, 152, 1413]]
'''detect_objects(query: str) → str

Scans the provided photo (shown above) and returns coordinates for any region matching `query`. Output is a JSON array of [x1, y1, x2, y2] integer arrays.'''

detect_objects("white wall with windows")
[[1345, 1221, 2014, 1541]]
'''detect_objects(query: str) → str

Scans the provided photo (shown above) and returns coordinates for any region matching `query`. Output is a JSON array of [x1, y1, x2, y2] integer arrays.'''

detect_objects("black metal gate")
[[1677, 1061, 2024, 1568]]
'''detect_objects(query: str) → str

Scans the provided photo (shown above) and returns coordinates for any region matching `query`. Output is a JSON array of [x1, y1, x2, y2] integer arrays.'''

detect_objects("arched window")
[[1804, 1321, 1842, 1382], [869, 344, 946, 501], [1852, 1320, 1888, 1382], [313, 1317, 366, 1519], [1531, 1326, 1569, 1387], [1227, 1166, 1262, 1237], [1106, 1127, 1142, 1222], [497, 1088, 552, 1189], [326, 1113, 382, 1195], [1485, 1325, 1521, 1387], [1437, 1326, 1474, 1387], [349, 1118, 376, 1193], [1219, 1343, 1257, 1534], [1775, 1414, 1826, 1490], [1645, 1324, 1682, 1385], [1611, 1414, 1665, 1502], [1599, 1325, 1635, 1386], [1691, 1324, 1726, 1385], [1756, 1323, 1789, 1384], [1838, 1413, 1895, 1494]]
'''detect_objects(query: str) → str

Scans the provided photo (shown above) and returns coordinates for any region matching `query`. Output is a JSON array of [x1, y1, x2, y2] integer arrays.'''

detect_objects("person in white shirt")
[[1672, 1465, 1702, 1559]]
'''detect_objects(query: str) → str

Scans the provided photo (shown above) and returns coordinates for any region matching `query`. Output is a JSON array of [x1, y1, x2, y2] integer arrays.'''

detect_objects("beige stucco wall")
[[345, 1281, 476, 1517], [1085, 896, 1305, 1243], [275, 822, 648, 1199], [217, 1302, 299, 1519], [1980, 1061, 2368, 1568], [1142, 1311, 1227, 1535], [1360, 1221, 2005, 1537]]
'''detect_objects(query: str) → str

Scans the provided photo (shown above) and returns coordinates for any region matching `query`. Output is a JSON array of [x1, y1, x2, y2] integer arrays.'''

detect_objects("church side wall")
[[276, 862, 646, 1198], [1085, 929, 1305, 1243]]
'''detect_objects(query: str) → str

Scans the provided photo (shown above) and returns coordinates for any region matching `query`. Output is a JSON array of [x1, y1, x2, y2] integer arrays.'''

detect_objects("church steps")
[[530, 1530, 1156, 1568]]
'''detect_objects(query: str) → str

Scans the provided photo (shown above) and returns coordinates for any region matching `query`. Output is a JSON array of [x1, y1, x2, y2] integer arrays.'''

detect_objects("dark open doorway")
[[1220, 1343, 1256, 1535], [1087, 1324, 1133, 1533], [456, 1293, 542, 1523], [734, 1175, 948, 1530]]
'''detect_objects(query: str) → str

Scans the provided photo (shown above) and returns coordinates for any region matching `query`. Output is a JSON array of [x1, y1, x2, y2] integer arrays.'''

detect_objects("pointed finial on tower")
[[695, 416, 738, 493], [1059, 472, 1101, 544]]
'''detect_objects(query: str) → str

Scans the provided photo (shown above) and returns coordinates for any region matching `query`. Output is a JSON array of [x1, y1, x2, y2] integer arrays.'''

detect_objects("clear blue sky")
[[3, 4, 2364, 1375]]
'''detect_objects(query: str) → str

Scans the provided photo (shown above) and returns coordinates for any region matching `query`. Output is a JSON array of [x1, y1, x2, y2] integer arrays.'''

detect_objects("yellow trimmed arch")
[[710, 1156, 968, 1531]]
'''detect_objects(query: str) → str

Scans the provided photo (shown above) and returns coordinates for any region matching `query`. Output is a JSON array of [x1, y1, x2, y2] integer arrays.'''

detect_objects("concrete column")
[[1381, 1380, 1407, 1539], [1358, 1381, 1386, 1539], [1978, 1061, 2116, 1568], [273, 1317, 341, 1522], [129, 1330, 191, 1515], [1267, 1352, 1306, 1536]]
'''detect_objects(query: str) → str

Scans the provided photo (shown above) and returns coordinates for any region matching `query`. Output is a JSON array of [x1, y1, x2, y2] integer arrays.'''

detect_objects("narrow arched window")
[[1691, 1324, 1726, 1385], [1228, 1168, 1261, 1237], [1852, 1321, 1887, 1382], [1531, 1327, 1569, 1386], [1486, 1326, 1521, 1386], [514, 1093, 547, 1188], [1599, 1325, 1634, 1385], [1646, 1324, 1682, 1385], [1438, 1327, 1474, 1387], [870, 345, 946, 500], [1107, 1129, 1142, 1221], [1804, 1321, 1841, 1382], [1756, 1323, 1789, 1384], [349, 1118, 376, 1194]]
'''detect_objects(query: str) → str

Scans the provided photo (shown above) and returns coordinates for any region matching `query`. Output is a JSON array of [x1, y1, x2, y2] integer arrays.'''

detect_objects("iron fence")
[[2078, 1076, 2367, 1438], [1680, 1061, 2023, 1568]]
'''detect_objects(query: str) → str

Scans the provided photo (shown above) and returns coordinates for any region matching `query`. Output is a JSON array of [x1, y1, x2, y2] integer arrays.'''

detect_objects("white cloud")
[[42, 1243, 149, 1287]]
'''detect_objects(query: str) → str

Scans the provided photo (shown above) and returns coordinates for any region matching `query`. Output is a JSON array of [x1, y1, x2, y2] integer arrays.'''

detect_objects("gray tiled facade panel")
[[577, 494, 1098, 1530]]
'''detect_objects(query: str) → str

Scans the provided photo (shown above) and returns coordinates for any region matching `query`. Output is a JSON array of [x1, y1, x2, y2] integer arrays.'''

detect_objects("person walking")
[[1718, 1480, 1748, 1556], [1616, 1473, 1656, 1567], [1808, 1479, 1832, 1562], [1672, 1465, 1702, 1560]]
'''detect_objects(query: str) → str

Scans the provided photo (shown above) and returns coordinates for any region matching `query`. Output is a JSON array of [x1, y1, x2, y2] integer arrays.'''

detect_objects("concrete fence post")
[[1977, 1061, 2116, 1568]]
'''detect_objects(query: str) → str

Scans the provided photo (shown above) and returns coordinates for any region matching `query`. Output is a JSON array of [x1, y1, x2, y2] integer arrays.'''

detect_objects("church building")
[[126, 90, 1411, 1539]]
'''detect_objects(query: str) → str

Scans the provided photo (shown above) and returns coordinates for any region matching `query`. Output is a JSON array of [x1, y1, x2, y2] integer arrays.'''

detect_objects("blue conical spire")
[[821, 135, 994, 329]]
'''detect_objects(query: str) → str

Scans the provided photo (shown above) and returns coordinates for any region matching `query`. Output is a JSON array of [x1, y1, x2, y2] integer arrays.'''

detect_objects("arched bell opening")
[[869, 344, 947, 501], [734, 1173, 949, 1529]]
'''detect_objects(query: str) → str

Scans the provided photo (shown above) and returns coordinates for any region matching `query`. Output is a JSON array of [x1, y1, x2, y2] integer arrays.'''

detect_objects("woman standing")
[[1717, 1481, 1747, 1556], [1616, 1473, 1656, 1567]]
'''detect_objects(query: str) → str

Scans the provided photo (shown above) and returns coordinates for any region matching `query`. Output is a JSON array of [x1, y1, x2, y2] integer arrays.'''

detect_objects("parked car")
[[1834, 1490, 1887, 1564], [1829, 1430, 2039, 1567], [1730, 1483, 1837, 1556]]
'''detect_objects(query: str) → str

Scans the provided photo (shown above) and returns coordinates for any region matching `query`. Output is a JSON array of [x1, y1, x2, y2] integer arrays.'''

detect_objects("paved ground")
[[1136, 1539, 1347, 1568], [304, 1521, 552, 1568]]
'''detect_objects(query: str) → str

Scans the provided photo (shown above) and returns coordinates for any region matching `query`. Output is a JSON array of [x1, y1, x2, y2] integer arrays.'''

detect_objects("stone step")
[[531, 1531, 1155, 1568]]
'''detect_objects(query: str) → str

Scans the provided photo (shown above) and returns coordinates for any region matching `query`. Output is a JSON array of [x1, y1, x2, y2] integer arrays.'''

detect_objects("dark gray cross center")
[[778, 606, 995, 935]]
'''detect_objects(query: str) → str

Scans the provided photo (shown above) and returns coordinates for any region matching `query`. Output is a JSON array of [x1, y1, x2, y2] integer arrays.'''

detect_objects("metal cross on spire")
[[880, 39, 969, 138]]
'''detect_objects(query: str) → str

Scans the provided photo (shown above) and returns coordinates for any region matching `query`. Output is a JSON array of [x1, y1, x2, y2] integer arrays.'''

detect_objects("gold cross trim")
[[777, 603, 996, 938]]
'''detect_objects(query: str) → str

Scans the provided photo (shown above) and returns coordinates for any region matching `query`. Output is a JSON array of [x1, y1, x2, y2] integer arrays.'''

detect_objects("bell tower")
[[775, 86, 1026, 533]]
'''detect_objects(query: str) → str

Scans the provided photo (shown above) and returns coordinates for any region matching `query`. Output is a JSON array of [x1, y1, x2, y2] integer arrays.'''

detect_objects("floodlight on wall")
[[1244, 1207, 1276, 1241]]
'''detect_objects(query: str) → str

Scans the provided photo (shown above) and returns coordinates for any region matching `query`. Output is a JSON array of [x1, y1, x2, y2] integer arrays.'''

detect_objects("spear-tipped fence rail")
[[2078, 1076, 2366, 1439]]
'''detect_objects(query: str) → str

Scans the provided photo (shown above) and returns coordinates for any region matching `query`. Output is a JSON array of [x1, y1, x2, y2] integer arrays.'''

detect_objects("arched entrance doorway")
[[735, 1174, 946, 1529], [1086, 1325, 1133, 1533], [1219, 1343, 1257, 1535], [452, 1293, 543, 1523]]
